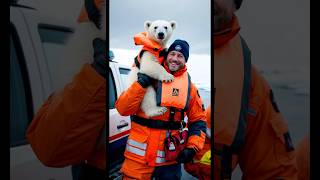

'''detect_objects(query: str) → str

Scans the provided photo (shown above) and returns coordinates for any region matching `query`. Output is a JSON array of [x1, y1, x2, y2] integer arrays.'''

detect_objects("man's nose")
[[171, 54, 178, 61]]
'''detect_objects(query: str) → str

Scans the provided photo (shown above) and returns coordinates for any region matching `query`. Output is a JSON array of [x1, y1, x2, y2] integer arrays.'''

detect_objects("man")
[[115, 39, 207, 179], [184, 0, 299, 179]]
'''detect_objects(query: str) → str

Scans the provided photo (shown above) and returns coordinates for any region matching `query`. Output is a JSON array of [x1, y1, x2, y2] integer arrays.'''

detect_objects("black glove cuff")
[[176, 148, 196, 163], [137, 72, 153, 88]]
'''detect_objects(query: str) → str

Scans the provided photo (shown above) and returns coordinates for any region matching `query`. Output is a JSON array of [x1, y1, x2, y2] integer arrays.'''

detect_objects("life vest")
[[133, 32, 167, 68], [156, 71, 191, 110], [125, 70, 191, 167], [213, 34, 252, 180]]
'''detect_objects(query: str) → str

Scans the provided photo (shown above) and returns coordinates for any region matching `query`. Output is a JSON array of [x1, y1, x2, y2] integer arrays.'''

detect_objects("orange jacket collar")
[[214, 15, 240, 49]]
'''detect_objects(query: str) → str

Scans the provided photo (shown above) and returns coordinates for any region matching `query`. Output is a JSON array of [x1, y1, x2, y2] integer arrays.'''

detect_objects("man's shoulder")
[[249, 65, 272, 105], [189, 81, 199, 90], [251, 66, 271, 90], [187, 81, 200, 98]]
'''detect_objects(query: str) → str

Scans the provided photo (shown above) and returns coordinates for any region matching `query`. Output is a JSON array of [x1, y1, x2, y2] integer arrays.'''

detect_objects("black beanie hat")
[[234, 0, 243, 10], [167, 39, 190, 62]]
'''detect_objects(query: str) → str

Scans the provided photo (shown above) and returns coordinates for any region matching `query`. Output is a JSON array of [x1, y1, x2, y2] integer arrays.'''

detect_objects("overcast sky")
[[25, 0, 309, 70], [24, 0, 309, 90], [236, 0, 310, 71], [110, 0, 211, 55]]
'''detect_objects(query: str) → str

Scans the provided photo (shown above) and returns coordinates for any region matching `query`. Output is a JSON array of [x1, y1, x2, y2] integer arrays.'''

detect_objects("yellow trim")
[[199, 150, 211, 165]]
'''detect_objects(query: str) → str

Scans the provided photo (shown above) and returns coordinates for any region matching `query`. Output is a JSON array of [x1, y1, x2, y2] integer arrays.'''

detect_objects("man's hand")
[[137, 72, 154, 88], [176, 148, 196, 163]]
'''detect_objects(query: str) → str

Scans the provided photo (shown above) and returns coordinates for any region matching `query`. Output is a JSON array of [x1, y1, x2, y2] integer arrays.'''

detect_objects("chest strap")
[[213, 36, 252, 180], [130, 115, 185, 130], [131, 108, 186, 130]]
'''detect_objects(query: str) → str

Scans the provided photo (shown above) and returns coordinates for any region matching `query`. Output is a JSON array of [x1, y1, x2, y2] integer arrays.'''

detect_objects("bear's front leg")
[[141, 86, 167, 117], [139, 52, 174, 82]]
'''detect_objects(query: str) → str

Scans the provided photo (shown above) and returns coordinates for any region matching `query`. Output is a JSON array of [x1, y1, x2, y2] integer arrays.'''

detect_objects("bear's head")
[[144, 20, 177, 47]]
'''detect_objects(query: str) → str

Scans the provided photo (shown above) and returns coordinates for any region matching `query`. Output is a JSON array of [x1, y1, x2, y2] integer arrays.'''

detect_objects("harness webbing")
[[214, 36, 252, 179]]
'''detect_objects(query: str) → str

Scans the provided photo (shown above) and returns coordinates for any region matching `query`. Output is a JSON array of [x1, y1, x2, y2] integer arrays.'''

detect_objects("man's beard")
[[166, 60, 184, 72], [168, 63, 183, 72]]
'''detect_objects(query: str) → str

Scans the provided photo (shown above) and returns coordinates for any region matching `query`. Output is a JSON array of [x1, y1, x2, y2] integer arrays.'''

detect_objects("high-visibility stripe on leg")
[[127, 139, 147, 150], [126, 144, 146, 156]]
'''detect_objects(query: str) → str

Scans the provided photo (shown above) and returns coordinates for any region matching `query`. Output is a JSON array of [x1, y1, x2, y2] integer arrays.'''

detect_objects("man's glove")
[[176, 148, 196, 164], [137, 72, 154, 88], [91, 38, 107, 79]]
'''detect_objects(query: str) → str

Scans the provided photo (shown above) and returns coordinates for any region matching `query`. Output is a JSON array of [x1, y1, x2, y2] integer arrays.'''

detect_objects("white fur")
[[127, 20, 177, 117]]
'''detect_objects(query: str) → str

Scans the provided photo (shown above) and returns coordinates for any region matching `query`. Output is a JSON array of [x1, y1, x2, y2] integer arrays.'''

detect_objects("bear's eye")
[[164, 26, 168, 30], [154, 26, 158, 30]]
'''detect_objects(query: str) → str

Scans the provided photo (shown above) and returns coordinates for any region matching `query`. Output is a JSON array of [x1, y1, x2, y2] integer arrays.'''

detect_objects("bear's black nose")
[[158, 32, 165, 39]]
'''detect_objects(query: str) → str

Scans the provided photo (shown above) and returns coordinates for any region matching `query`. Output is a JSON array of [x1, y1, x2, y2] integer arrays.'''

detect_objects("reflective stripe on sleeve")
[[206, 127, 211, 139], [248, 107, 257, 117], [156, 157, 166, 164], [157, 150, 165, 158]]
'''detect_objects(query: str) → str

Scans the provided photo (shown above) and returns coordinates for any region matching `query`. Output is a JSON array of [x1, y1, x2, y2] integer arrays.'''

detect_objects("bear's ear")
[[144, 21, 152, 31], [170, 21, 177, 30]]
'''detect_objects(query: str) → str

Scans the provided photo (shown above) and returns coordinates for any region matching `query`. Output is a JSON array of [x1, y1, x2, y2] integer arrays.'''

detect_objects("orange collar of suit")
[[214, 15, 241, 49]]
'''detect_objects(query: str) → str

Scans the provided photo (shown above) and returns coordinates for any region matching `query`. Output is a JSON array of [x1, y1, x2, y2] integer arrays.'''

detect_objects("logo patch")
[[172, 88, 179, 96], [175, 45, 182, 51]]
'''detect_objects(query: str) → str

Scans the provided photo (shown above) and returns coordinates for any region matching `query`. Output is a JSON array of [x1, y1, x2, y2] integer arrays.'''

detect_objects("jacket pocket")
[[129, 122, 149, 142]]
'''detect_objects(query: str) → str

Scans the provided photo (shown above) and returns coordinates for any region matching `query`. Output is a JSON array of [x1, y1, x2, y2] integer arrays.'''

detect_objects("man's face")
[[166, 51, 186, 72], [214, 0, 234, 32]]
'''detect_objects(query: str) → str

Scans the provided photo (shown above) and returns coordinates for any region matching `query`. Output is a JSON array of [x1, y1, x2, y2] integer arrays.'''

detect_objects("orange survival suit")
[[184, 15, 298, 180], [115, 36, 207, 179]]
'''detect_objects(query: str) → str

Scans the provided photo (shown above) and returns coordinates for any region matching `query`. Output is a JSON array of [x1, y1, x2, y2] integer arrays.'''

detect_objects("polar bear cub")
[[127, 20, 177, 117]]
